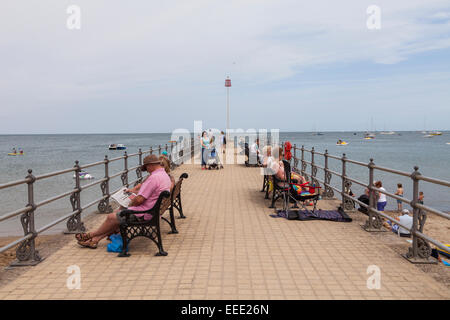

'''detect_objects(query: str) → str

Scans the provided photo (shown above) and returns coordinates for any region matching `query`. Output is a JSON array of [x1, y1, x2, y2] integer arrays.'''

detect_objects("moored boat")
[[109, 144, 126, 150]]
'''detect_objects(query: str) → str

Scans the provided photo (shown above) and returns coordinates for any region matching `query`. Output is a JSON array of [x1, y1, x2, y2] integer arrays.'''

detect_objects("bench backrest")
[[171, 173, 188, 201], [155, 190, 171, 216]]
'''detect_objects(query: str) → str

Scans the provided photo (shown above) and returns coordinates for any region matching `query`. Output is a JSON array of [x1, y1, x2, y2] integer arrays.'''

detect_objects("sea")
[[0, 132, 449, 236]]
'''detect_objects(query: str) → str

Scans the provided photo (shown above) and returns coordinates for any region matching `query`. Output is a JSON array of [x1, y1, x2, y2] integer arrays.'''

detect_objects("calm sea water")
[[0, 132, 449, 236]]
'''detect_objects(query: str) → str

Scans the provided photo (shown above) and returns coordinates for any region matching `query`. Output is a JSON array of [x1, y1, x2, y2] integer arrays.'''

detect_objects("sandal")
[[75, 232, 91, 242], [77, 239, 98, 249]]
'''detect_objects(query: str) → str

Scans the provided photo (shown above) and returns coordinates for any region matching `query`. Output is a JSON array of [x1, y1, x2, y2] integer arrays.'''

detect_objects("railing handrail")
[[0, 139, 199, 264], [290, 144, 449, 264]]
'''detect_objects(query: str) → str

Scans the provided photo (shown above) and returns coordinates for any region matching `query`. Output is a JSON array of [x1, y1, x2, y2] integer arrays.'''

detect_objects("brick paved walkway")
[[0, 161, 449, 300]]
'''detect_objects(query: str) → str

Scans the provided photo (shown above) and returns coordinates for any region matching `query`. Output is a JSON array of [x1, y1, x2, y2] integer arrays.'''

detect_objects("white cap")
[[402, 209, 410, 215]]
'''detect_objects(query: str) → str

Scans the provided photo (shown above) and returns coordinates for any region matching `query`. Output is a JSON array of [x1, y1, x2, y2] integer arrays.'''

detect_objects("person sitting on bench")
[[74, 154, 171, 249]]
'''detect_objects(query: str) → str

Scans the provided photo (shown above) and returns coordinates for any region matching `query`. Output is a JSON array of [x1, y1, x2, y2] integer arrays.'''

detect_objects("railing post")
[[311, 147, 318, 186], [135, 148, 143, 186], [341, 153, 354, 211], [341, 153, 346, 209], [404, 166, 436, 264], [98, 155, 112, 214], [121, 151, 129, 187], [363, 159, 383, 231], [11, 169, 42, 266], [323, 150, 334, 199], [301, 145, 305, 177], [292, 144, 298, 171], [65, 161, 86, 233]]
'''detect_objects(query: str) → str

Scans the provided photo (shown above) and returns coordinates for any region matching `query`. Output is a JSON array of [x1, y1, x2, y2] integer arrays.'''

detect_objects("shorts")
[[377, 201, 387, 211], [396, 195, 403, 204], [116, 211, 146, 224]]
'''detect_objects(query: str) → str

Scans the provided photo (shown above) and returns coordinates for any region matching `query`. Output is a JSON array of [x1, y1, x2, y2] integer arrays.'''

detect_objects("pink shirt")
[[129, 168, 171, 220]]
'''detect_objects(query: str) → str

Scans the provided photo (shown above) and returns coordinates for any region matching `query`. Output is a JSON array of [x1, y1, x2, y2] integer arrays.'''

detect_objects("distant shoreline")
[[0, 130, 448, 136]]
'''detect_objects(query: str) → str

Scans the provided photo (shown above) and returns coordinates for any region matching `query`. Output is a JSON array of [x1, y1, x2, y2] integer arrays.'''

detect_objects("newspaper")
[[111, 187, 136, 208]]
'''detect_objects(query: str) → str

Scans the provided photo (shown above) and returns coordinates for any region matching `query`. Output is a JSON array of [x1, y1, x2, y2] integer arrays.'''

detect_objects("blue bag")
[[107, 234, 128, 253]]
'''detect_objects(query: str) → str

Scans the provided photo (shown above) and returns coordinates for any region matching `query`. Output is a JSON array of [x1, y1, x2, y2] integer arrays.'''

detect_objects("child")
[[395, 183, 404, 212], [418, 191, 424, 204]]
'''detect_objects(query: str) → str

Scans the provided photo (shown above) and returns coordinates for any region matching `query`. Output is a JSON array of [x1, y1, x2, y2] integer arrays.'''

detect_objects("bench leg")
[[154, 225, 168, 256], [118, 228, 130, 257], [269, 188, 277, 208], [176, 194, 186, 219], [168, 207, 178, 234]]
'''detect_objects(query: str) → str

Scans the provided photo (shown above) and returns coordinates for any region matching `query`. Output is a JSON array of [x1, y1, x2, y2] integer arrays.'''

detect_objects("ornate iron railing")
[[291, 144, 450, 264], [0, 138, 198, 266]]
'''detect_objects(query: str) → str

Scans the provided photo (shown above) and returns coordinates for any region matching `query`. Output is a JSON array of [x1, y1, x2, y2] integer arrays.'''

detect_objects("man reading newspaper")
[[74, 154, 171, 249]]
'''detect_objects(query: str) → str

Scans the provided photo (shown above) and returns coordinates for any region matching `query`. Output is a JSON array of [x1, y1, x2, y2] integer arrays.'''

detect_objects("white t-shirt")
[[250, 143, 259, 154], [265, 157, 278, 175], [398, 214, 413, 234], [378, 187, 387, 203]]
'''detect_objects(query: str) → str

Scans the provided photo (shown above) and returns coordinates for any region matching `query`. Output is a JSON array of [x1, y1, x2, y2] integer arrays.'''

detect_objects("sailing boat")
[[364, 117, 376, 139], [311, 123, 324, 136], [380, 123, 395, 135]]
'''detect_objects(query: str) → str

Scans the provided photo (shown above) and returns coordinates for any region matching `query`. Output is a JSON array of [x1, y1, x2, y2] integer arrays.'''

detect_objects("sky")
[[0, 0, 449, 134]]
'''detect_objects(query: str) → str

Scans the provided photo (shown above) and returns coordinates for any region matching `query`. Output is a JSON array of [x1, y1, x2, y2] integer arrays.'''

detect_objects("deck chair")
[[278, 160, 321, 215]]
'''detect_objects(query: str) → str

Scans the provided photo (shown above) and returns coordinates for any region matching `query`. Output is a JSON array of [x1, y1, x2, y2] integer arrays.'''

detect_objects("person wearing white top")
[[249, 139, 263, 165], [375, 181, 387, 212], [384, 209, 412, 236]]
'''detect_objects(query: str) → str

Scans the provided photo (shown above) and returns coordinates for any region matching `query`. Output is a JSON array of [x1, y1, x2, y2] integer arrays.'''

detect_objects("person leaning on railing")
[[75, 154, 172, 249]]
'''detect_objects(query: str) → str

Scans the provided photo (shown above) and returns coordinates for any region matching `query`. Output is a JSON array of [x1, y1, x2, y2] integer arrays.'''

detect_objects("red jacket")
[[284, 141, 292, 160]]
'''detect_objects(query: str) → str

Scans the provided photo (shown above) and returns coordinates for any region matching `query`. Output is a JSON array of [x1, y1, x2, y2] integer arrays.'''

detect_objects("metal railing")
[[291, 144, 449, 264], [0, 138, 199, 266]]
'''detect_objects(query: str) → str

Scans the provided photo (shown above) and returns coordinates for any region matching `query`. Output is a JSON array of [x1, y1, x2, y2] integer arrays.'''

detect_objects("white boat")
[[423, 134, 434, 138], [364, 132, 375, 140], [380, 131, 396, 135], [109, 144, 126, 150], [74, 171, 95, 180]]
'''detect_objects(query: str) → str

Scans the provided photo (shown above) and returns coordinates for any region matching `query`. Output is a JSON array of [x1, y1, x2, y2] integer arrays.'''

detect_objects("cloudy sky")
[[1, 1, 449, 133]]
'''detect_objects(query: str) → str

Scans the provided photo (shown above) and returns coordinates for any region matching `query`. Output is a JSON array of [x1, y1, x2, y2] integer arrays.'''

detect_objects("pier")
[[0, 148, 449, 299]]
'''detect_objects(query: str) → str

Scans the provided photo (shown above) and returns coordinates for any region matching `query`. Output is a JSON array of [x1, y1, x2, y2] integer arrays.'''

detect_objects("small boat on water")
[[430, 131, 442, 136], [380, 131, 396, 135], [109, 144, 126, 150], [336, 141, 348, 146], [73, 171, 94, 180], [8, 149, 25, 156]]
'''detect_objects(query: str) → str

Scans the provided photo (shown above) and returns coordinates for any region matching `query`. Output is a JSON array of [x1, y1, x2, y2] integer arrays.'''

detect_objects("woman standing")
[[375, 181, 387, 212], [200, 131, 210, 170]]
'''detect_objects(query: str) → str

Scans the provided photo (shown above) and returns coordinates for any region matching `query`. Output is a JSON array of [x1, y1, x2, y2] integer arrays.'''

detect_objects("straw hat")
[[140, 154, 161, 171]]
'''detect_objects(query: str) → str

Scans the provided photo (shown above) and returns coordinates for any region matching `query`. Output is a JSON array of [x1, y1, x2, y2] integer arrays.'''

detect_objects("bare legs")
[[76, 209, 120, 246]]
